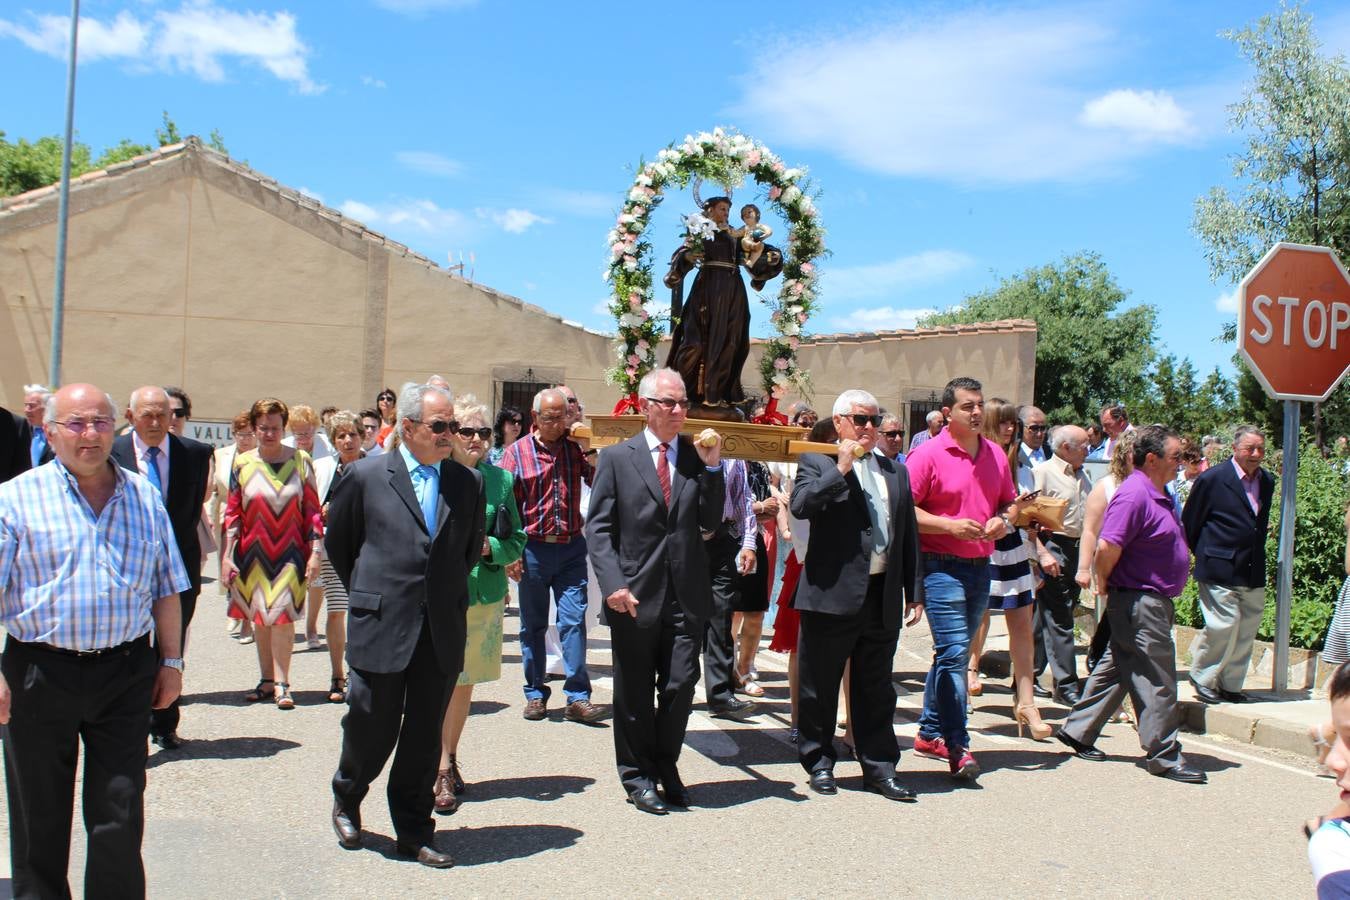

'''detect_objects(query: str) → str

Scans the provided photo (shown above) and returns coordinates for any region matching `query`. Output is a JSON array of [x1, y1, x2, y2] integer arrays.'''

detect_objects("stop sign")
[[1239, 242, 1350, 401]]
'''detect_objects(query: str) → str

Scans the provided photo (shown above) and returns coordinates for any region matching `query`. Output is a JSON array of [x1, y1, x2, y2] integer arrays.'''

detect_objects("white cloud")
[[829, 306, 938, 332], [296, 186, 324, 203], [339, 198, 469, 238], [732, 9, 1204, 183], [361, 74, 387, 89], [1080, 89, 1193, 140], [0, 3, 320, 93], [1215, 286, 1240, 313], [395, 150, 462, 178], [476, 207, 552, 234], [338, 200, 379, 221], [373, 0, 478, 14], [536, 188, 616, 217], [826, 250, 975, 302]]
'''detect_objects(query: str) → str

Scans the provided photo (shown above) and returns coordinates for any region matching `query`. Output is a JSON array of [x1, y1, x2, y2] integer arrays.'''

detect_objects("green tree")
[[1193, 2, 1350, 446], [1131, 355, 1237, 438], [918, 252, 1156, 424]]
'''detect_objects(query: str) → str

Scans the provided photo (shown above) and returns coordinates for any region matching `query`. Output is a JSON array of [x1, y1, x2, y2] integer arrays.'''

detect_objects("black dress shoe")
[[332, 800, 361, 849], [395, 841, 456, 868], [1154, 764, 1208, 784], [626, 788, 669, 815], [1189, 679, 1222, 705], [863, 777, 917, 802], [1218, 688, 1249, 703], [152, 732, 184, 750], [1032, 683, 1053, 699], [709, 698, 756, 720], [660, 773, 691, 808], [1054, 685, 1082, 707], [1055, 730, 1106, 761], [808, 770, 838, 795]]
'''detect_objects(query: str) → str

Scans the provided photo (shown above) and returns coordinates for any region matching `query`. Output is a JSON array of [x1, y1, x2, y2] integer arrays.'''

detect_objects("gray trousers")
[[1034, 535, 1081, 689], [1189, 582, 1265, 692], [1061, 589, 1184, 773]]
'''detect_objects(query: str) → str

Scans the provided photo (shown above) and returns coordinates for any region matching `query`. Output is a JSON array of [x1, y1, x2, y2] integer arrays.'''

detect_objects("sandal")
[[275, 682, 295, 710], [243, 678, 275, 703], [1311, 723, 1334, 774], [328, 677, 347, 704], [967, 666, 984, 697]]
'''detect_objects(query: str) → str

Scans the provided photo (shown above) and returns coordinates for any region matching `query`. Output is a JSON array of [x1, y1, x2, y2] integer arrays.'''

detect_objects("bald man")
[[111, 386, 214, 749]]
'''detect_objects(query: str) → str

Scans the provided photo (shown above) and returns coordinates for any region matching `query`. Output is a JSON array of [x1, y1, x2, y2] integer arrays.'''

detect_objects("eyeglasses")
[[455, 426, 492, 439], [1025, 424, 1048, 433], [171, 408, 188, 419], [535, 414, 566, 424], [848, 414, 883, 428], [234, 431, 255, 439], [645, 397, 692, 410], [418, 419, 459, 435], [881, 430, 903, 439], [53, 417, 116, 435]]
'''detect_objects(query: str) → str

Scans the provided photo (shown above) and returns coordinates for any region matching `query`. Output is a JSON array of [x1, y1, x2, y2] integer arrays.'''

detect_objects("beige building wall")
[[1, 140, 1034, 431]]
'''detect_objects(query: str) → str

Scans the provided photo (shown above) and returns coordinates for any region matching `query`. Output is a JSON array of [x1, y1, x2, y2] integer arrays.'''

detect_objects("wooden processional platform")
[[579, 415, 835, 462]]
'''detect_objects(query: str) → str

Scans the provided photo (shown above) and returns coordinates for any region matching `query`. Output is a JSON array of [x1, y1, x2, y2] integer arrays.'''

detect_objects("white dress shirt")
[[131, 430, 170, 486]]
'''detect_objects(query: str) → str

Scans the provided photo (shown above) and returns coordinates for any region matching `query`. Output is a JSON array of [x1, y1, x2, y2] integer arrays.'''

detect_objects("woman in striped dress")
[[966, 398, 1050, 740], [313, 411, 364, 702], [222, 397, 324, 710]]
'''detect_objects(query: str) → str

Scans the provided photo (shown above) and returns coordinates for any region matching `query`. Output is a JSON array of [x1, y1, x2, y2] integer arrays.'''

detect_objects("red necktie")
[[657, 442, 672, 506]]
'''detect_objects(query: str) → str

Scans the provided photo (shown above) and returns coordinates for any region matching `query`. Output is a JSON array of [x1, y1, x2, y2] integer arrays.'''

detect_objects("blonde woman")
[[1076, 432, 1137, 687]]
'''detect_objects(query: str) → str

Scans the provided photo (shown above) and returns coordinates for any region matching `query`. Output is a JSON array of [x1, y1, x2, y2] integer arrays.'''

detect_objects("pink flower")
[[636, 339, 650, 352], [773, 162, 784, 173], [628, 354, 641, 366], [801, 262, 814, 274], [626, 365, 638, 376], [797, 312, 808, 324], [643, 187, 655, 197], [791, 282, 805, 295], [773, 357, 789, 370], [624, 232, 637, 245], [768, 186, 782, 200], [747, 150, 761, 166], [629, 292, 642, 308], [788, 337, 800, 350]]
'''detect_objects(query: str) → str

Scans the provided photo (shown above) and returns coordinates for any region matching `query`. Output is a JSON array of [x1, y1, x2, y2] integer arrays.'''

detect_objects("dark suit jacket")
[[111, 432, 213, 596], [1181, 460, 1275, 588], [790, 452, 920, 630], [325, 451, 485, 676], [1, 408, 31, 484], [586, 432, 725, 628]]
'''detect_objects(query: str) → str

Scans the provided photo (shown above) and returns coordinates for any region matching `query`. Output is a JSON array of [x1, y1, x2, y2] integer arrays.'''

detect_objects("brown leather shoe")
[[564, 699, 608, 725], [332, 800, 361, 849], [523, 698, 547, 721], [396, 841, 455, 868], [433, 770, 458, 815], [447, 754, 466, 795]]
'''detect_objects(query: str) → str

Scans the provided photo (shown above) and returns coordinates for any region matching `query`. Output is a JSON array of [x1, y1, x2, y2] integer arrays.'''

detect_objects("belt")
[[701, 260, 737, 270], [24, 633, 149, 659], [922, 552, 992, 565], [532, 533, 578, 544]]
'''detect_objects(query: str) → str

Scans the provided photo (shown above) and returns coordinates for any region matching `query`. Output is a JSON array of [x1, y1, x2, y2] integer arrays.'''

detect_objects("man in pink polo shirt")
[[905, 377, 1018, 779]]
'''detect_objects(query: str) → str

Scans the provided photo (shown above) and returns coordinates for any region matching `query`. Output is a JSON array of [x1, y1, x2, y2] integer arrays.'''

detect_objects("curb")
[[1178, 700, 1316, 756]]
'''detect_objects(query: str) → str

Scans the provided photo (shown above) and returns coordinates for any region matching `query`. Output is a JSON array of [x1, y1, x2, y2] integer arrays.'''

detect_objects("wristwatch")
[[160, 657, 185, 672], [1000, 513, 1015, 531]]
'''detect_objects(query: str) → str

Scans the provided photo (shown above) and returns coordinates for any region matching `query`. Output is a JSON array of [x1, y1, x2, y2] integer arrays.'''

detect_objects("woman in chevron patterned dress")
[[222, 397, 324, 710]]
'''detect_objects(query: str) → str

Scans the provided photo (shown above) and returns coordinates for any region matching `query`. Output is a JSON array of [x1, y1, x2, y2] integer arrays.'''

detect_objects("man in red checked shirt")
[[500, 387, 606, 725]]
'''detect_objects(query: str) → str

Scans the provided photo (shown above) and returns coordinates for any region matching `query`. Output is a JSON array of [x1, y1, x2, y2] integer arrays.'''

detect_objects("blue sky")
[[6, 0, 1349, 381]]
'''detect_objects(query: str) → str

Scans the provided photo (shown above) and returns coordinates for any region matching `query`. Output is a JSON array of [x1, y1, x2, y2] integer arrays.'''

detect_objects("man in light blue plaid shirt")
[[0, 383, 190, 900]]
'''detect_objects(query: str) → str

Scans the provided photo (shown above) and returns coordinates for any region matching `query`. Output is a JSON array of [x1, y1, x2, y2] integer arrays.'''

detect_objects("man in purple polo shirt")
[[907, 377, 1018, 780], [1056, 425, 1206, 784]]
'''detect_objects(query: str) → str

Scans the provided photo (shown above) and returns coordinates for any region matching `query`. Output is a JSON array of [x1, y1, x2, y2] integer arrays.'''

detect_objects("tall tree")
[[1193, 2, 1350, 446], [919, 252, 1157, 424]]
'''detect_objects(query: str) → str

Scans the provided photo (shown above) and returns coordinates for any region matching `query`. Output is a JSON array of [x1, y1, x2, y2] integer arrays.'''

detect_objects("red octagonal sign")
[[1240, 242, 1350, 402]]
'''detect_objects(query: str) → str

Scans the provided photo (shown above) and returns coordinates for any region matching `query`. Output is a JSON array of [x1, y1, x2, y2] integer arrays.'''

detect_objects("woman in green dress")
[[434, 395, 526, 815]]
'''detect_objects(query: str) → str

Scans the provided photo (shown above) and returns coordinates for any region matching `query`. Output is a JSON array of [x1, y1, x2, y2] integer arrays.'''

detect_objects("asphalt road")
[[0, 581, 1333, 899]]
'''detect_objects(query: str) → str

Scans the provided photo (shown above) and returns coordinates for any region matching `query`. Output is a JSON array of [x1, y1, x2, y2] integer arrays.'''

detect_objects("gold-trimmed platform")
[[580, 415, 814, 462]]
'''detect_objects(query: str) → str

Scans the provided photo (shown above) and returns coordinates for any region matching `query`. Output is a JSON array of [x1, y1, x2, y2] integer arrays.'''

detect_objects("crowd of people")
[[0, 371, 1283, 890]]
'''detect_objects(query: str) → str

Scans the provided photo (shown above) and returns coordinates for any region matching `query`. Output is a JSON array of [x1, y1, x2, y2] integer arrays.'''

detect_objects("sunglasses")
[[646, 397, 692, 410], [378, 395, 396, 404], [53, 417, 116, 435], [419, 419, 460, 435], [171, 408, 188, 419], [1025, 424, 1048, 433], [455, 426, 492, 440], [881, 430, 903, 439], [848, 414, 883, 428]]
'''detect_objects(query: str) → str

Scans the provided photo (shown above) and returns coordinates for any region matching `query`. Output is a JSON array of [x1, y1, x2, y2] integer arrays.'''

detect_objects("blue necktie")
[[415, 464, 438, 532], [145, 446, 165, 500], [30, 429, 46, 467]]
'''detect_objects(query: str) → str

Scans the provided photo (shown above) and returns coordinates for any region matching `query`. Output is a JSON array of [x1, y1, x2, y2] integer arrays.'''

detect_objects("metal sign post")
[[1273, 400, 1299, 692], [48, 0, 80, 388]]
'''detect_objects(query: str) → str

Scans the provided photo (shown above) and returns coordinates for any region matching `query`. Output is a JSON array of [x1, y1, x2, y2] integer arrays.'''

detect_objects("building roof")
[[0, 136, 609, 337], [751, 318, 1037, 346]]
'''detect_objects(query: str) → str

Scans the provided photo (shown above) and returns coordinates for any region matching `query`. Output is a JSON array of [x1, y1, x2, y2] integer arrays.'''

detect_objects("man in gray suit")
[[586, 368, 725, 815], [326, 382, 486, 866]]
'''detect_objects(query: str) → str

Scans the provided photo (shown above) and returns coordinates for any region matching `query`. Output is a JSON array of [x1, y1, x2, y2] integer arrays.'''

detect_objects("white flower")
[[623, 255, 638, 271], [771, 372, 791, 387], [628, 187, 648, 203], [684, 213, 718, 241], [784, 168, 803, 181], [782, 186, 802, 205], [635, 173, 653, 187], [619, 312, 644, 328], [781, 320, 801, 336]]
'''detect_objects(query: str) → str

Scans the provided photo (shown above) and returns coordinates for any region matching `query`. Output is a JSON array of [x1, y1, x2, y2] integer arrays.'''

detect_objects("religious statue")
[[664, 192, 784, 418]]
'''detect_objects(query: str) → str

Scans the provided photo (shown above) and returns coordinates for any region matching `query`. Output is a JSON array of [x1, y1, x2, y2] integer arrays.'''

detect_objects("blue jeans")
[[917, 556, 990, 749], [518, 538, 591, 704]]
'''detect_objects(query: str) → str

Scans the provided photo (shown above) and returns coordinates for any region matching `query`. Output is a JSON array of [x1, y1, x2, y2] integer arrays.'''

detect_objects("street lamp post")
[[48, 0, 80, 388]]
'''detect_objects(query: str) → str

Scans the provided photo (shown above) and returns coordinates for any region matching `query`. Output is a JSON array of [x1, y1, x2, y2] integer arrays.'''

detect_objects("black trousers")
[[609, 589, 703, 794], [1034, 535, 1082, 690], [2, 634, 157, 900], [702, 530, 740, 708], [150, 587, 197, 739], [797, 575, 902, 783], [332, 619, 454, 845]]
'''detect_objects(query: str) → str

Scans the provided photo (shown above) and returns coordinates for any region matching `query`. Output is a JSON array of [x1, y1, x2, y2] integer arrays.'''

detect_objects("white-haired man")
[[587, 368, 725, 813], [791, 389, 922, 801], [23, 384, 54, 468], [501, 387, 604, 724], [909, 410, 943, 452]]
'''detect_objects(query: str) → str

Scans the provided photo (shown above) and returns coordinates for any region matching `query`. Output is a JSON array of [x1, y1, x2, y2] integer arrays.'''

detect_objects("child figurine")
[[738, 204, 773, 267]]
